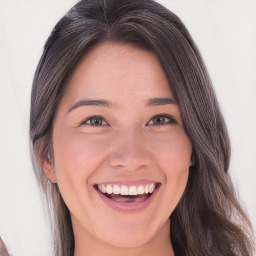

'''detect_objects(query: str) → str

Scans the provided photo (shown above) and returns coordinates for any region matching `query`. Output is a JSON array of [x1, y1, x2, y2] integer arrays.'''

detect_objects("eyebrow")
[[145, 97, 177, 106], [68, 97, 177, 113], [68, 99, 116, 113]]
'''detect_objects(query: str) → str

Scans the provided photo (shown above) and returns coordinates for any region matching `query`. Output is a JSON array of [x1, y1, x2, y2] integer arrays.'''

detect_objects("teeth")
[[149, 183, 155, 193], [106, 184, 112, 194], [101, 184, 106, 193], [120, 185, 129, 195], [137, 185, 144, 195], [129, 186, 137, 195], [113, 185, 120, 194], [144, 184, 149, 194], [97, 183, 157, 195]]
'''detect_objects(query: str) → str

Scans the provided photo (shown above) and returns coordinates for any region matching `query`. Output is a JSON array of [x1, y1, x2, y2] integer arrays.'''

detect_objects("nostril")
[[107, 139, 152, 170]]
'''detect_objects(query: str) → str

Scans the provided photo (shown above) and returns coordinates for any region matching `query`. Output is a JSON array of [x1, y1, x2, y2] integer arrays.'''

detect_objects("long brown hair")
[[30, 0, 255, 255]]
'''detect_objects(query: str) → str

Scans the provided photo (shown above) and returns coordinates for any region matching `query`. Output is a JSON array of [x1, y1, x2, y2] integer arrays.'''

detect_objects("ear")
[[34, 138, 57, 183], [42, 157, 56, 183]]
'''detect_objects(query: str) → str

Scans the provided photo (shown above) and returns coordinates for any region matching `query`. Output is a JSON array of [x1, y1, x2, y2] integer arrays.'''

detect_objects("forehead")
[[61, 42, 173, 108]]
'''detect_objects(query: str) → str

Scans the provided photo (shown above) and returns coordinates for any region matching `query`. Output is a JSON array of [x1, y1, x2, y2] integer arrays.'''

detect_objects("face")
[[43, 42, 192, 249]]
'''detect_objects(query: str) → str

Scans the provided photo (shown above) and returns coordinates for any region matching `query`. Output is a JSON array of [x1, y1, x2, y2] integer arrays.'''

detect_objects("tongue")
[[107, 194, 149, 203]]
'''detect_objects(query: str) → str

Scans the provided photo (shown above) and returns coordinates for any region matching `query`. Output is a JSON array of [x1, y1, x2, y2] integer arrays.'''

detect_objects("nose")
[[108, 130, 152, 171]]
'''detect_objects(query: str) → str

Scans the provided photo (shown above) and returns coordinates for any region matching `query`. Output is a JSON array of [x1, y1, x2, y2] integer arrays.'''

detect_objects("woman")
[[30, 0, 255, 255]]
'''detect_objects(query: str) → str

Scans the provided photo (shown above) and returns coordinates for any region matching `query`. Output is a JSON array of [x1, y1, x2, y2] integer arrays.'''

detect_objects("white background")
[[0, 0, 255, 255]]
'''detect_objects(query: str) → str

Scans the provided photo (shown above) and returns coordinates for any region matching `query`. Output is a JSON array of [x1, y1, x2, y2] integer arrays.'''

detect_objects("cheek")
[[52, 128, 111, 181], [151, 131, 192, 171], [150, 132, 192, 208], [52, 129, 112, 219]]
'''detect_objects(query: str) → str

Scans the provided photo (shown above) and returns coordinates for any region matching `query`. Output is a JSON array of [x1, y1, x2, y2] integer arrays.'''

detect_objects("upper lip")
[[94, 179, 161, 186]]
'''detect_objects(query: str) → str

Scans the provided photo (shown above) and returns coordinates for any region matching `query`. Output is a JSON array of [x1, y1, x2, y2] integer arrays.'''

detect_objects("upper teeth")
[[98, 183, 156, 195]]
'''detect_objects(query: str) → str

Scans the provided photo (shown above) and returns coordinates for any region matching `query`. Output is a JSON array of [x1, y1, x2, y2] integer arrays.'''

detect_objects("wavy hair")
[[30, 0, 255, 255]]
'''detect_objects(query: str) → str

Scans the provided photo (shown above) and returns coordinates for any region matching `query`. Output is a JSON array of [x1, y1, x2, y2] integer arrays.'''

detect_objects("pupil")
[[154, 116, 164, 124], [91, 117, 102, 125]]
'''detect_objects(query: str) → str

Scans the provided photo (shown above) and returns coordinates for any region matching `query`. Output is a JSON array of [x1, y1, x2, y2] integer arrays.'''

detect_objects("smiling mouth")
[[94, 183, 161, 203]]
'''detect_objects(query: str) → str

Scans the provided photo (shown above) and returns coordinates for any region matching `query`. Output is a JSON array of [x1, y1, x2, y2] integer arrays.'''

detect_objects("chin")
[[97, 221, 162, 249], [103, 233, 153, 248]]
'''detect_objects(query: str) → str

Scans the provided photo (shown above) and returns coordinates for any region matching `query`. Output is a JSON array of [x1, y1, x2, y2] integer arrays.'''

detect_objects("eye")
[[80, 116, 108, 126], [148, 114, 177, 126]]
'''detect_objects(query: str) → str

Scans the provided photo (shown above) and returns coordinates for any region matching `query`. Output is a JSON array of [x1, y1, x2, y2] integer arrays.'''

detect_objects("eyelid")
[[79, 115, 109, 127], [78, 113, 177, 127], [147, 114, 177, 126]]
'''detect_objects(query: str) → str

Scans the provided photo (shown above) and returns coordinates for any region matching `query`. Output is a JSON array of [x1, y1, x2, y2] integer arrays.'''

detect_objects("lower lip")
[[95, 186, 159, 213]]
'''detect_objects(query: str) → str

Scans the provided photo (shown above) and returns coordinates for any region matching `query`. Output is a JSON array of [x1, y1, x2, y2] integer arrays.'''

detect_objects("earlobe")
[[42, 158, 56, 183], [34, 139, 57, 183]]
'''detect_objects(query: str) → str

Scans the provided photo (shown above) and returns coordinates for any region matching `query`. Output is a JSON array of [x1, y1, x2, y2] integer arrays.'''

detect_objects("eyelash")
[[80, 115, 107, 127], [80, 114, 177, 127], [148, 114, 177, 126]]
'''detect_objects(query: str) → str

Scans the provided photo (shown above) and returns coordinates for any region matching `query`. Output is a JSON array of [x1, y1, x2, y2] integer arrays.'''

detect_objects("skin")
[[42, 42, 193, 256]]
